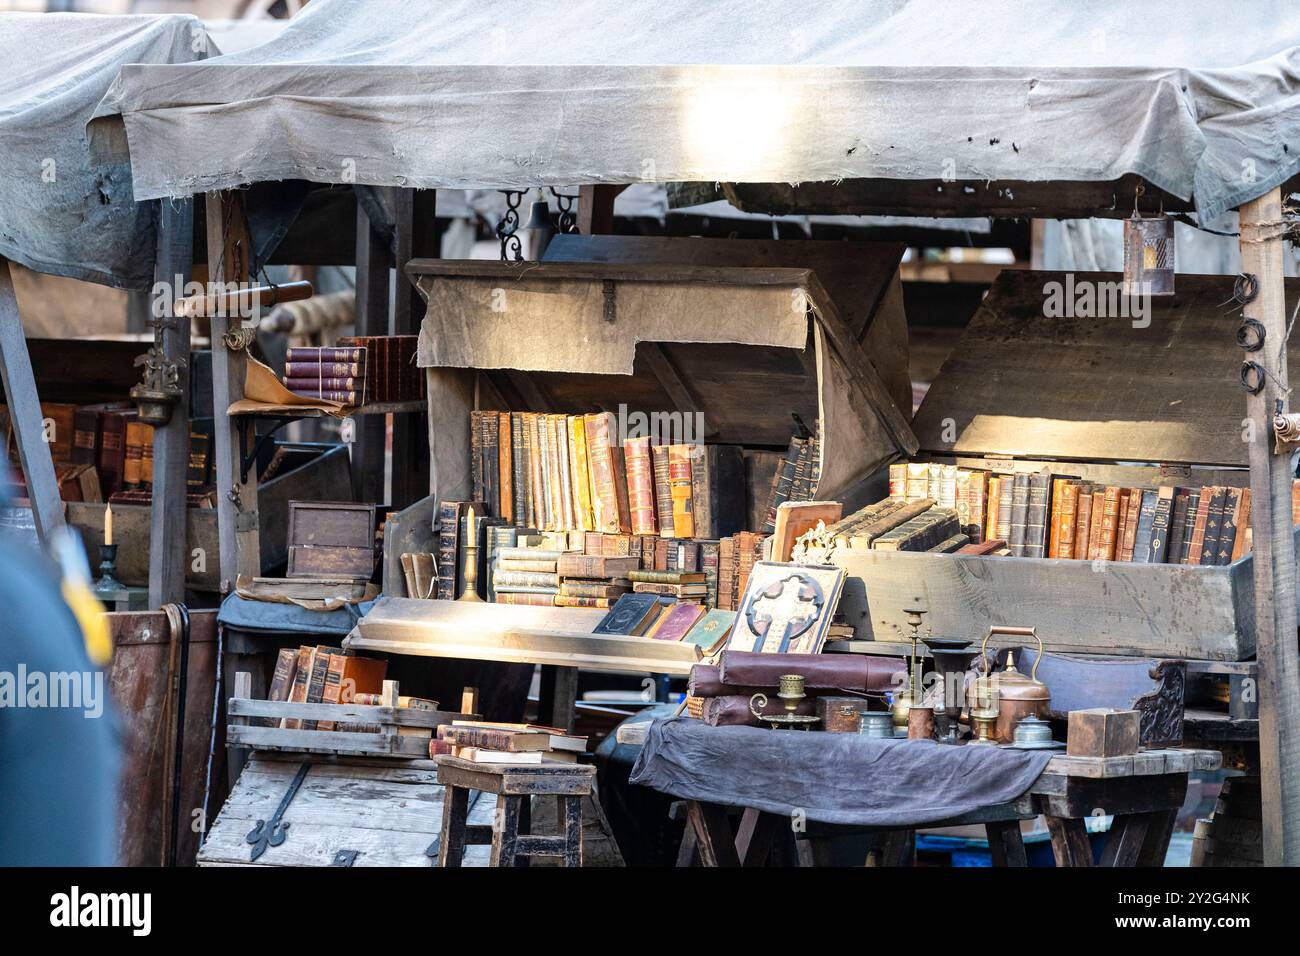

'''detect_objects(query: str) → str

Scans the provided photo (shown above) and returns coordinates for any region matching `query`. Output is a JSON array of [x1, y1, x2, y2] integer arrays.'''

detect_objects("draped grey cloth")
[[630, 717, 1053, 827]]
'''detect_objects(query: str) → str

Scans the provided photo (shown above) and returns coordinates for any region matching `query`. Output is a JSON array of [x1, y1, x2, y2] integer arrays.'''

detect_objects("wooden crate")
[[197, 751, 498, 867], [833, 270, 1298, 662], [227, 673, 473, 759], [287, 499, 378, 578]]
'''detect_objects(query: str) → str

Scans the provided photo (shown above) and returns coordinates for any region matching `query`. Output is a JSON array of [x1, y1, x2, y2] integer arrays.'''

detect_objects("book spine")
[[1167, 490, 1191, 566], [689, 444, 713, 540], [763, 439, 802, 533], [1098, 486, 1121, 561], [1179, 490, 1202, 563], [1056, 482, 1078, 559], [1008, 474, 1030, 556], [511, 413, 527, 527], [285, 388, 361, 404], [996, 476, 1014, 542], [1200, 487, 1228, 565], [1072, 483, 1094, 559], [1216, 487, 1242, 566], [1230, 489, 1252, 562], [1024, 471, 1051, 558], [284, 360, 365, 378], [623, 436, 658, 536], [569, 415, 595, 531], [651, 445, 676, 537], [436, 502, 462, 599], [283, 375, 361, 391], [668, 444, 695, 539], [555, 595, 616, 608], [286, 346, 365, 363], [498, 412, 513, 525], [496, 592, 558, 606], [492, 569, 560, 588]]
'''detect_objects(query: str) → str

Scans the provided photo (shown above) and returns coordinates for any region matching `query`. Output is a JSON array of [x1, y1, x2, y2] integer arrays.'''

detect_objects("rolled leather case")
[[688, 664, 867, 700], [703, 694, 817, 727], [717, 651, 905, 693]]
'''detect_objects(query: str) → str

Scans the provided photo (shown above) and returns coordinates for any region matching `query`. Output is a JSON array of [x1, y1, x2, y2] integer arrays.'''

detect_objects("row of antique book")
[[280, 336, 425, 405], [419, 500, 778, 610], [872, 461, 1285, 563], [266, 645, 394, 730], [1, 401, 211, 503], [469, 410, 750, 539]]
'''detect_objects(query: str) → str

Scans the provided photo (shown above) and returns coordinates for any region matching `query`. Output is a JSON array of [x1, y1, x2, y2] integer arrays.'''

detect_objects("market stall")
[[90, 0, 1300, 866]]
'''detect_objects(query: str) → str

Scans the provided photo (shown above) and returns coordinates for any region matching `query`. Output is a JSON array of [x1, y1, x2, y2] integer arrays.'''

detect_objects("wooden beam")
[[148, 198, 195, 607], [390, 188, 436, 508], [578, 185, 626, 236], [1239, 186, 1300, 866], [352, 199, 390, 505], [0, 257, 64, 544], [206, 191, 260, 590]]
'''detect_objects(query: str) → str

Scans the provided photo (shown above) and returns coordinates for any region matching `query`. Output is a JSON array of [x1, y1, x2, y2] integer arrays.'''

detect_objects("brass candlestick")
[[749, 674, 820, 730], [891, 604, 927, 732], [458, 506, 483, 602]]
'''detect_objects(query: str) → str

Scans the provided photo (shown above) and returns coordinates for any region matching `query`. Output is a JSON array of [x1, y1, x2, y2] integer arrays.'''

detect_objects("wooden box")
[[1067, 709, 1141, 758], [287, 499, 378, 579], [833, 270, 1293, 661]]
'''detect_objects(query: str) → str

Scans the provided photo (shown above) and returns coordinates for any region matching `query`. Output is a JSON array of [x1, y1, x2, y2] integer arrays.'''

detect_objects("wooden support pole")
[[352, 199, 390, 505], [149, 198, 195, 608], [1239, 186, 1300, 866], [577, 185, 626, 236], [0, 257, 64, 544], [206, 191, 260, 591], [390, 188, 436, 508]]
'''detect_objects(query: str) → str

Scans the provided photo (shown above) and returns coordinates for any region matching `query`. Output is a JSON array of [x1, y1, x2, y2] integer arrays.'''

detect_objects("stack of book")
[[283, 345, 368, 405], [717, 531, 767, 610], [591, 592, 736, 653], [430, 721, 588, 765], [628, 568, 708, 602], [468, 410, 748, 539], [760, 428, 821, 533], [553, 552, 640, 609]]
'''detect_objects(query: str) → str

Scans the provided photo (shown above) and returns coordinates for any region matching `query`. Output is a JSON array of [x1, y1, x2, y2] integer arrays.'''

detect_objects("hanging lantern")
[[1123, 210, 1175, 297]]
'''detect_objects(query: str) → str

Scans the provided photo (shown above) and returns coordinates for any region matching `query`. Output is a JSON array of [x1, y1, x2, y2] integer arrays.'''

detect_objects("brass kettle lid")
[[997, 650, 1051, 701]]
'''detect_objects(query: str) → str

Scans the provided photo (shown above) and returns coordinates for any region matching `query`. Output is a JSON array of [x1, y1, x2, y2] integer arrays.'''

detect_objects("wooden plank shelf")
[[228, 673, 474, 760], [228, 399, 427, 418]]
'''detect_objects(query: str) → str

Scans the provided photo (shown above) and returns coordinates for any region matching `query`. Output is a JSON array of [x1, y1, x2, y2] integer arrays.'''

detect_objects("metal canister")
[[859, 712, 895, 739]]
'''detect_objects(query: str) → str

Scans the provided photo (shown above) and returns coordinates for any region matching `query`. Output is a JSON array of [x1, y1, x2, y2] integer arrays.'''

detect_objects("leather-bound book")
[[646, 602, 705, 641], [667, 444, 695, 539], [1047, 477, 1064, 557], [1216, 487, 1243, 566], [1177, 488, 1202, 563], [996, 475, 1015, 543], [985, 475, 1001, 542], [1056, 482, 1079, 559], [530, 414, 549, 530], [568, 415, 594, 531], [287, 345, 364, 363], [682, 608, 736, 653], [698, 540, 720, 608], [717, 537, 736, 611], [510, 413, 526, 526], [496, 592, 557, 606], [1097, 486, 1122, 561], [284, 359, 365, 378], [262, 648, 299, 728], [281, 645, 315, 730], [964, 470, 988, 544], [551, 416, 573, 530], [906, 462, 930, 502], [847, 498, 935, 548], [1024, 469, 1051, 558], [1166, 489, 1191, 565], [1230, 489, 1252, 561], [889, 463, 907, 499], [762, 437, 804, 533], [1118, 487, 1142, 561], [592, 592, 667, 636], [958, 538, 1008, 555], [1085, 490, 1106, 560], [1147, 485, 1177, 563], [498, 412, 513, 525], [123, 419, 148, 490], [1130, 490, 1158, 562], [1007, 473, 1031, 556], [469, 410, 487, 507], [650, 445, 676, 537], [1199, 486, 1229, 565], [1114, 490, 1131, 557], [557, 554, 640, 579], [1072, 482, 1094, 559], [585, 413, 630, 534], [1185, 488, 1212, 565], [140, 425, 155, 490], [623, 436, 657, 536], [873, 508, 960, 552]]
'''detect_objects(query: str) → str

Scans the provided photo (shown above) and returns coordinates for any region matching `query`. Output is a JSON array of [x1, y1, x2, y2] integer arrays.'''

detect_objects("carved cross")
[[746, 573, 824, 653]]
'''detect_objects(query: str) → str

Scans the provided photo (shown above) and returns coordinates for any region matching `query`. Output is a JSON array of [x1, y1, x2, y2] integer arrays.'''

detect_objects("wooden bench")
[[434, 756, 596, 867]]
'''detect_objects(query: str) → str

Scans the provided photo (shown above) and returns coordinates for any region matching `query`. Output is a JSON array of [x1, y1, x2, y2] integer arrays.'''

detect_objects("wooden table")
[[680, 748, 1221, 867]]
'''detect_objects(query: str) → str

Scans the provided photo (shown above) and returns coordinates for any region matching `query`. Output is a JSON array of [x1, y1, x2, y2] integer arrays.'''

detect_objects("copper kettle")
[[967, 625, 1051, 744]]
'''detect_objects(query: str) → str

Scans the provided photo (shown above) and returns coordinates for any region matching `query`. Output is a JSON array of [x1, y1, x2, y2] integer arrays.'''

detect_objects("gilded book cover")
[[727, 561, 845, 655]]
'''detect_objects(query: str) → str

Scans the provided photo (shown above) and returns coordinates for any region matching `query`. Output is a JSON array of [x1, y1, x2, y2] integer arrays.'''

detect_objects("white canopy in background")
[[93, 0, 1300, 221]]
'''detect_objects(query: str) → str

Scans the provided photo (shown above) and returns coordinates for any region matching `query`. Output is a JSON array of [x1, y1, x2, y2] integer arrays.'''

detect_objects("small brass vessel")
[[749, 674, 820, 730]]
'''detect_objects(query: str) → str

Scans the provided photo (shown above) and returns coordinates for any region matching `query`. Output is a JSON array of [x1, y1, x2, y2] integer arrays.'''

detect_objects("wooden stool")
[[434, 756, 595, 867]]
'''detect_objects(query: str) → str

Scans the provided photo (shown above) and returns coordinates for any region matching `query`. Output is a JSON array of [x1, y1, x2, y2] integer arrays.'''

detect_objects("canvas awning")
[[0, 13, 286, 290], [91, 0, 1300, 222]]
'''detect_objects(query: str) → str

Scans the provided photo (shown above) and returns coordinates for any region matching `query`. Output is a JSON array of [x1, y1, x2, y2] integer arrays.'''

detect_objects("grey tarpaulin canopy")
[[0, 13, 207, 288], [93, 0, 1300, 220]]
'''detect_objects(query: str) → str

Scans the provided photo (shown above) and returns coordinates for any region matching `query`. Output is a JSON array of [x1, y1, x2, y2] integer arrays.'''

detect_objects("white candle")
[[104, 504, 113, 546]]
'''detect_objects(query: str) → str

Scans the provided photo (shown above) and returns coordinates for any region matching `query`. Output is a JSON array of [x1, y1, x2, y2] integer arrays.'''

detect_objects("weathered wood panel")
[[832, 547, 1251, 660]]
